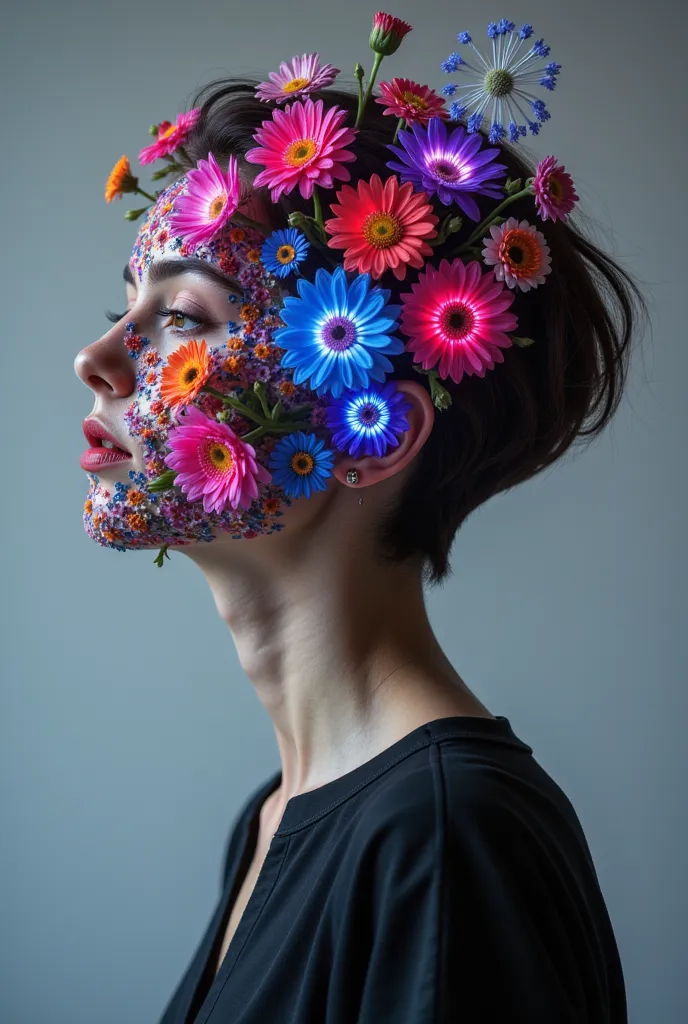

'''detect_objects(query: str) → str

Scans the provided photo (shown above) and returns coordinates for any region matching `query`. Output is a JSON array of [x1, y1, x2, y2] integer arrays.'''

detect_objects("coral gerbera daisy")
[[324, 173, 438, 281], [532, 155, 579, 223], [169, 153, 240, 248], [268, 431, 335, 499], [275, 265, 404, 399], [324, 380, 412, 458], [256, 53, 340, 104], [482, 217, 552, 292], [261, 227, 310, 278], [160, 339, 212, 411], [400, 258, 518, 384], [376, 79, 448, 125], [164, 406, 271, 513], [245, 98, 357, 201], [138, 109, 201, 165], [387, 117, 507, 219], [105, 156, 138, 203]]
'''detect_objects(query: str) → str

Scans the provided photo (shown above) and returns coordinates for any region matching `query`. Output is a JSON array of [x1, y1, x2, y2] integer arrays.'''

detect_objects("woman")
[[76, 16, 644, 1023]]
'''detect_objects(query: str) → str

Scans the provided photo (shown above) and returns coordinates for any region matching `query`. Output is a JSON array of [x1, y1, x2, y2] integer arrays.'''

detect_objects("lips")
[[81, 418, 133, 471]]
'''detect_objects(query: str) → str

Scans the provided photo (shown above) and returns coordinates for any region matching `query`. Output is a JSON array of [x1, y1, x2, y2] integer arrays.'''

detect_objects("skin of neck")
[[184, 465, 489, 829]]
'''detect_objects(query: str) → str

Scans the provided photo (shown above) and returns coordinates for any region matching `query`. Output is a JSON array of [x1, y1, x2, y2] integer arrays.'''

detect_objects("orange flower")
[[254, 343, 271, 360], [227, 336, 245, 351], [229, 227, 246, 242], [145, 371, 157, 385], [160, 339, 211, 410], [239, 303, 260, 322], [84, 499, 93, 515], [142, 427, 155, 440], [105, 156, 138, 203], [162, 202, 174, 214], [279, 380, 296, 396], [128, 489, 146, 506], [126, 512, 148, 531], [143, 349, 160, 367], [223, 355, 246, 375], [103, 528, 121, 542], [93, 513, 105, 528], [263, 497, 281, 514], [247, 248, 262, 263], [156, 414, 168, 426]]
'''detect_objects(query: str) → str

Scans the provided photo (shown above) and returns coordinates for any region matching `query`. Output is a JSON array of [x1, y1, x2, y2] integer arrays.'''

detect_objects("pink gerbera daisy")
[[325, 174, 438, 280], [482, 217, 552, 292], [375, 79, 448, 125], [400, 258, 519, 385], [164, 406, 272, 514], [532, 156, 579, 223], [256, 53, 340, 104], [245, 98, 357, 201], [138, 109, 200, 165], [170, 153, 240, 248]]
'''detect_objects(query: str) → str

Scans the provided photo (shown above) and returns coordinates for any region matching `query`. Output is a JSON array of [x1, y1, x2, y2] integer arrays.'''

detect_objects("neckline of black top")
[[260, 714, 533, 836]]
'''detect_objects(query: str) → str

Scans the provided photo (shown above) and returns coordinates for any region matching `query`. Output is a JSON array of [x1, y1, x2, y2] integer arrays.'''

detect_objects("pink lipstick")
[[81, 419, 133, 471]]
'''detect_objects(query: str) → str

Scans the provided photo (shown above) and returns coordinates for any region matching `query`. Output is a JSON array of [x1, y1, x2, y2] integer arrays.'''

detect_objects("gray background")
[[1, 0, 685, 1021]]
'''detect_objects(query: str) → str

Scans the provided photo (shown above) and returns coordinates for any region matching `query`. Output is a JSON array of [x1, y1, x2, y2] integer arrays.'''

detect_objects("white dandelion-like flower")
[[440, 19, 561, 144]]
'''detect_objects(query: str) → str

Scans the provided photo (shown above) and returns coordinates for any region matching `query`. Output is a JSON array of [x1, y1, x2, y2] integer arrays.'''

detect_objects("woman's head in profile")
[[75, 21, 644, 587]]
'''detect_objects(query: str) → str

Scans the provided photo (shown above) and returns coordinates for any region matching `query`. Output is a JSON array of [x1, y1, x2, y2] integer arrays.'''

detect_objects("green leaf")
[[153, 544, 170, 568], [505, 177, 523, 195], [511, 335, 536, 348], [148, 470, 177, 492]]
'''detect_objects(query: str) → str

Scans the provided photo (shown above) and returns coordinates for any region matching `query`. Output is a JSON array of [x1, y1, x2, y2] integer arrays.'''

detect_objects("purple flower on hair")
[[387, 118, 507, 220], [324, 381, 411, 458]]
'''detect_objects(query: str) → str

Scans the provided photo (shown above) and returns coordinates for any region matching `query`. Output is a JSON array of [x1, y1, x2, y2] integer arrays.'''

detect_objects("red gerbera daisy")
[[376, 79, 448, 125], [325, 174, 438, 280], [245, 98, 357, 201], [400, 258, 519, 384]]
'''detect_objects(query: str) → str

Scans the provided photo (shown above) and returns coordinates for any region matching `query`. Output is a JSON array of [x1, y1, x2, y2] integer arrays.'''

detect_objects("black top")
[[157, 715, 627, 1023]]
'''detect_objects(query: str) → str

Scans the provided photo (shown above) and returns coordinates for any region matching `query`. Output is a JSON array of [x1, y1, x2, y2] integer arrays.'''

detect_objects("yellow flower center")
[[208, 443, 234, 473], [209, 194, 227, 220], [290, 452, 314, 475], [402, 91, 429, 111], [158, 123, 178, 140], [277, 244, 296, 264], [285, 137, 318, 167], [361, 211, 403, 249], [282, 76, 310, 93]]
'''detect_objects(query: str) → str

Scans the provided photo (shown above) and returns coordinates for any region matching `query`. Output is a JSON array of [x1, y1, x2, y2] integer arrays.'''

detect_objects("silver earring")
[[346, 469, 359, 485]]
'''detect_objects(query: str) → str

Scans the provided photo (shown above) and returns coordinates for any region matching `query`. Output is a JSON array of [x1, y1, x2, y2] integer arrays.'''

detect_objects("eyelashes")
[[104, 306, 214, 332], [105, 310, 127, 323]]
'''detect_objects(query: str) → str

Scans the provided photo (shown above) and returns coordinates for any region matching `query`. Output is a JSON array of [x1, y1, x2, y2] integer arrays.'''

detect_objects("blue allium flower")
[[261, 227, 309, 279], [387, 117, 507, 219], [324, 381, 412, 459], [440, 21, 560, 142], [268, 431, 335, 499], [274, 266, 403, 399], [441, 83, 458, 97]]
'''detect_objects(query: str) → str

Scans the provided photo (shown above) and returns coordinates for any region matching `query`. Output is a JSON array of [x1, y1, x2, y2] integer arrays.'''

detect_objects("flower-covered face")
[[75, 180, 329, 554]]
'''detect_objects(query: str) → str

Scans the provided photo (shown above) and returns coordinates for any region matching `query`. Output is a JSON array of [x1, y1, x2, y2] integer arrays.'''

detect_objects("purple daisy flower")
[[324, 381, 412, 459], [255, 53, 340, 104], [387, 117, 507, 220]]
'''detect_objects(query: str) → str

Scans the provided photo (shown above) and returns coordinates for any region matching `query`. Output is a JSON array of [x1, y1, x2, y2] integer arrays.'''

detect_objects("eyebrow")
[[145, 257, 243, 293]]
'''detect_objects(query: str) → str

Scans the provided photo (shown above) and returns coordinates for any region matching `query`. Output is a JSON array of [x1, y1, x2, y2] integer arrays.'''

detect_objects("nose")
[[74, 320, 137, 398]]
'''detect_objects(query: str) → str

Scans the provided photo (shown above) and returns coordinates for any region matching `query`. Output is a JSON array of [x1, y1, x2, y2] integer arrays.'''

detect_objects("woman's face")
[[74, 181, 325, 553]]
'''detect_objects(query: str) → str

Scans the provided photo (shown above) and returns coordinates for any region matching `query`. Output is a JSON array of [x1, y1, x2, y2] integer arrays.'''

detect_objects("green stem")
[[203, 386, 267, 427], [241, 420, 314, 444], [311, 187, 326, 240], [232, 211, 272, 236], [456, 186, 533, 252], [355, 51, 384, 128], [392, 117, 405, 145], [254, 385, 271, 419], [355, 68, 365, 125], [135, 186, 157, 203]]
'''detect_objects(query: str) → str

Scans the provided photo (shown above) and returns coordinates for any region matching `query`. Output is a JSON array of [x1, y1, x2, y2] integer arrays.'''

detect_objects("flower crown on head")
[[104, 13, 579, 564]]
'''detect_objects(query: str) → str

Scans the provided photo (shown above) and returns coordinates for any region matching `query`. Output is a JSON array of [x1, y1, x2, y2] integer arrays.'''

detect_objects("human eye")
[[156, 305, 208, 334]]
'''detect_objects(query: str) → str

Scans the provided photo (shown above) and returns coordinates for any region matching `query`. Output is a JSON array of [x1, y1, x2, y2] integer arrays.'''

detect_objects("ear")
[[331, 379, 436, 489]]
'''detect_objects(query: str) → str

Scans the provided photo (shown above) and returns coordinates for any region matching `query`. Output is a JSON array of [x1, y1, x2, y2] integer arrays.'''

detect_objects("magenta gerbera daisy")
[[376, 79, 448, 125], [138, 109, 200, 165], [245, 98, 357, 201], [532, 155, 579, 223], [256, 53, 340, 104], [164, 406, 271, 514], [400, 258, 519, 385], [169, 153, 240, 248], [482, 217, 552, 292]]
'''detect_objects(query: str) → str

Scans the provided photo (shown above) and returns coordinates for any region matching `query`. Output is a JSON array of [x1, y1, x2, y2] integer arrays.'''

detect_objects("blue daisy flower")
[[324, 380, 412, 459], [268, 431, 335, 499], [261, 227, 309, 279], [440, 21, 560, 142], [275, 266, 404, 399]]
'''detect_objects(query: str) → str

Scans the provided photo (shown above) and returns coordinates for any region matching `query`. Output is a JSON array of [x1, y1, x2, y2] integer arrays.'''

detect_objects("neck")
[[183, 523, 487, 823]]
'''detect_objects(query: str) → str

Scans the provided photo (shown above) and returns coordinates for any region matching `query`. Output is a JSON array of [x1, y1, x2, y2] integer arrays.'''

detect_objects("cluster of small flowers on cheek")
[[82, 470, 167, 551]]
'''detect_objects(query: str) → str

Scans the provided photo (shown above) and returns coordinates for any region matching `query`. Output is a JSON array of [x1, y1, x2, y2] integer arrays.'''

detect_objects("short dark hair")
[[183, 79, 648, 585]]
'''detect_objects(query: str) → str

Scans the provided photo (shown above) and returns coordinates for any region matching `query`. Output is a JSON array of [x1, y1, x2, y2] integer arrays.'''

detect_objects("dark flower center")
[[323, 316, 357, 352], [431, 159, 461, 182], [507, 245, 523, 265], [183, 366, 199, 384], [359, 403, 380, 426], [441, 301, 475, 340]]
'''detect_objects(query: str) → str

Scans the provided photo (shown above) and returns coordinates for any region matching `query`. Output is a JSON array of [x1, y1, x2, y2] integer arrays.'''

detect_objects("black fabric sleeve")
[[331, 762, 618, 1023]]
